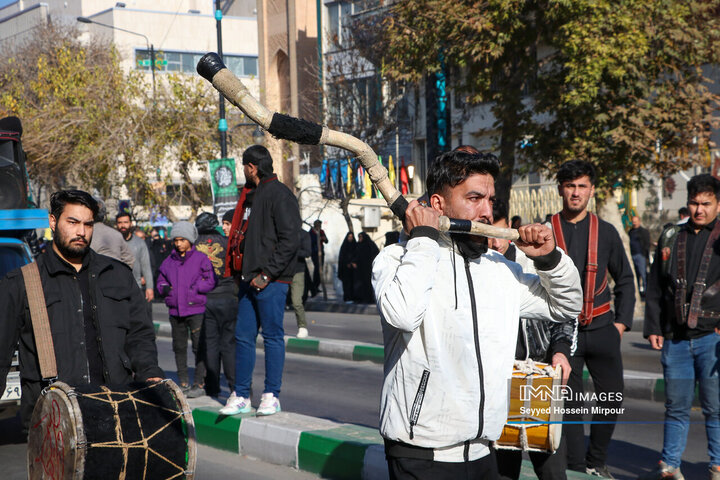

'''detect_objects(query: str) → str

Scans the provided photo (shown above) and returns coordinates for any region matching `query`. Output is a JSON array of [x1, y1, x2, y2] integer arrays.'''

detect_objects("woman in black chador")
[[337, 232, 357, 302], [352, 232, 379, 304]]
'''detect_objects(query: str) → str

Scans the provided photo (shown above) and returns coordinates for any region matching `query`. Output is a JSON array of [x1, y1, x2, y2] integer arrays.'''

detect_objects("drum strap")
[[675, 221, 720, 328], [21, 262, 58, 381], [552, 213, 609, 326]]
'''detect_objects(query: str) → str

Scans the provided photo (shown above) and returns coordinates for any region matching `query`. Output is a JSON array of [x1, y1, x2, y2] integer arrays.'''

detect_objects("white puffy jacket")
[[372, 232, 582, 461]]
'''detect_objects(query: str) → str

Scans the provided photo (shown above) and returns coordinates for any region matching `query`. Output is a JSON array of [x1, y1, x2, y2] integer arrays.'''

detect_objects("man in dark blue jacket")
[[220, 146, 301, 416]]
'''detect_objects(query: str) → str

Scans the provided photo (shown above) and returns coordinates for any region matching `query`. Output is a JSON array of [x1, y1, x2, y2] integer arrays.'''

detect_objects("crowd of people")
[[0, 143, 718, 480]]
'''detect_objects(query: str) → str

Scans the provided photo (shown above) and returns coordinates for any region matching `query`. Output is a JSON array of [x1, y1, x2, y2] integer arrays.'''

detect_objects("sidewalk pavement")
[[186, 395, 597, 480]]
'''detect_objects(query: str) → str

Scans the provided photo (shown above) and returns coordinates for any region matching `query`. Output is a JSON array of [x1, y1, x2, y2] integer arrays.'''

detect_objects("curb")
[[190, 402, 386, 480], [187, 399, 597, 479]]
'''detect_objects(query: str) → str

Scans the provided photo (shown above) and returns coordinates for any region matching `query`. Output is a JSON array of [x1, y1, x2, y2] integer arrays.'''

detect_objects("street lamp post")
[[215, 0, 228, 159], [77, 16, 156, 101]]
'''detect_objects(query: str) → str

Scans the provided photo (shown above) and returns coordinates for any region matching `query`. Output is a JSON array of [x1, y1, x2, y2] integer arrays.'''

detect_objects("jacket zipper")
[[409, 369, 430, 439], [88, 272, 110, 383], [464, 257, 485, 439], [73, 274, 92, 384]]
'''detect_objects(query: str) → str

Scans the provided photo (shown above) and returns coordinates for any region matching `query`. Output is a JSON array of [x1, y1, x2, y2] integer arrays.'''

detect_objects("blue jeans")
[[661, 333, 720, 468], [233, 281, 289, 398], [631, 253, 647, 292]]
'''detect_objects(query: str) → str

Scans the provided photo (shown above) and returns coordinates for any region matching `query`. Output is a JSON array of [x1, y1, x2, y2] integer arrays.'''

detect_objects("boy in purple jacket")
[[157, 221, 215, 397]]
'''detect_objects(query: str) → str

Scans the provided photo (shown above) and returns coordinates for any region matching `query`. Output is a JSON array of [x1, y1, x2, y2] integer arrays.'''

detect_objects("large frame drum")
[[494, 361, 564, 453], [28, 380, 196, 479]]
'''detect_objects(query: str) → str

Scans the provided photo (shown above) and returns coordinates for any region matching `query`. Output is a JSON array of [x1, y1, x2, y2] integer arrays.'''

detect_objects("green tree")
[[0, 23, 252, 219], [363, 0, 720, 198], [0, 23, 146, 199]]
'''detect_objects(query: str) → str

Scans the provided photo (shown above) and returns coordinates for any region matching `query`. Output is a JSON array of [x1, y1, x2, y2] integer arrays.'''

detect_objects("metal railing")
[[509, 182, 595, 224]]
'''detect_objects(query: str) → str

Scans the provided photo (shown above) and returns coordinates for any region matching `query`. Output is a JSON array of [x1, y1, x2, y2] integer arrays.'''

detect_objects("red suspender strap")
[[551, 213, 608, 326], [582, 213, 600, 326], [551, 214, 566, 251]]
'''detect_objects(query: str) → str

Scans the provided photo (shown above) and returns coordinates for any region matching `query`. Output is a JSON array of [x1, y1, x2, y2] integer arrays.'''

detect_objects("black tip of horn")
[[197, 53, 226, 81]]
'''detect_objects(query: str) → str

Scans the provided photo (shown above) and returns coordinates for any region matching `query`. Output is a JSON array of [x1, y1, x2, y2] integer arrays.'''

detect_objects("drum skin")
[[494, 362, 563, 453], [28, 380, 196, 480]]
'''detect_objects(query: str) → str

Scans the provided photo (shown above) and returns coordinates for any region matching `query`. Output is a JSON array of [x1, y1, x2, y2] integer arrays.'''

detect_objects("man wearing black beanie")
[[221, 209, 235, 237]]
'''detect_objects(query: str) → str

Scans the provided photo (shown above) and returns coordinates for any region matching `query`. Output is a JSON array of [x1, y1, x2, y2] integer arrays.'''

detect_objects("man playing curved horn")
[[372, 149, 582, 479]]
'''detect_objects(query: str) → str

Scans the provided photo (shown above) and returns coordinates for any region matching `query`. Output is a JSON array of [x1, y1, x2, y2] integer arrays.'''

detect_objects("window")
[[328, 74, 383, 129], [136, 50, 259, 77], [328, 3, 340, 39], [326, 0, 370, 46]]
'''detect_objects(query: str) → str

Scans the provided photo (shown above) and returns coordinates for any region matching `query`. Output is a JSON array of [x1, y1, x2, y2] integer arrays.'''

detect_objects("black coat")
[[293, 230, 312, 275], [351, 235, 379, 303], [196, 231, 238, 298], [337, 234, 357, 283], [241, 175, 301, 282], [0, 248, 163, 427], [628, 226, 651, 258]]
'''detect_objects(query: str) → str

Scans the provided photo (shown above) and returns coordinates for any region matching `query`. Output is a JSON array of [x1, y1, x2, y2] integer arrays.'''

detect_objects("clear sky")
[[0, 0, 16, 8]]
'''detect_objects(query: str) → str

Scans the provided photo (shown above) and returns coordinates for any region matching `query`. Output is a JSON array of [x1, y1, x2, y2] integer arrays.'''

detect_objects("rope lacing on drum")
[[85, 383, 192, 478], [512, 359, 556, 377]]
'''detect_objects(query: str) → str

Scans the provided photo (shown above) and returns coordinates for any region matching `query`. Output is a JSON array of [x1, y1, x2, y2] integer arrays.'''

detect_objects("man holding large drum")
[[0, 190, 164, 433]]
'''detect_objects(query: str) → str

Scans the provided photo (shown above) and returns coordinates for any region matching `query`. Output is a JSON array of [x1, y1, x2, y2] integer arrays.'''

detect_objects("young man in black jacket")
[[642, 174, 720, 480], [0, 190, 164, 433], [550, 161, 635, 478], [220, 146, 301, 417]]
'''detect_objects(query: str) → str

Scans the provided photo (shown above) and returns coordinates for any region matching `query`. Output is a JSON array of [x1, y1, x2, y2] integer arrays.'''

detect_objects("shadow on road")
[[608, 438, 706, 480], [0, 414, 25, 445], [630, 342, 654, 351]]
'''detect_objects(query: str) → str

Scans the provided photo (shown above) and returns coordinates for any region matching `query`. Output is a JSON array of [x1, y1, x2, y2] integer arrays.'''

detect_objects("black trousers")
[[169, 314, 205, 386], [311, 253, 322, 293], [386, 440, 499, 480], [563, 322, 624, 470], [496, 435, 567, 480], [388, 455, 499, 480], [199, 296, 238, 397]]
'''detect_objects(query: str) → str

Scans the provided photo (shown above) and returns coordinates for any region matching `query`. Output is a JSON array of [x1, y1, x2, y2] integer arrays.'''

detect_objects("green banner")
[[208, 157, 238, 217]]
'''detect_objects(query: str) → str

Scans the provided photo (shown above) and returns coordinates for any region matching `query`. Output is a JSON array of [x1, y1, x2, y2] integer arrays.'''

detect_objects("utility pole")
[[215, 0, 228, 159]]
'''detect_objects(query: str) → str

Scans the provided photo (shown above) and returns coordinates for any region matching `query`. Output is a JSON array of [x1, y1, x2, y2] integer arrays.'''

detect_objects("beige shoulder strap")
[[20, 262, 57, 380]]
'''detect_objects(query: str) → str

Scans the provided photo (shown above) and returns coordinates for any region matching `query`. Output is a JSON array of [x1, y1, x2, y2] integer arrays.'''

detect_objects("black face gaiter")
[[451, 233, 487, 259]]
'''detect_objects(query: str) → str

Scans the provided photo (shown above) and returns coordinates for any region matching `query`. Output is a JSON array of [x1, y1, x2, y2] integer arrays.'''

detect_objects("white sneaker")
[[256, 393, 281, 416], [218, 392, 251, 415], [296, 327, 308, 338]]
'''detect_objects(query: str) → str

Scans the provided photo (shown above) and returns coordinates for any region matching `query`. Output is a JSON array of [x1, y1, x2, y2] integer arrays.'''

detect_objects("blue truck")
[[0, 209, 48, 419]]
